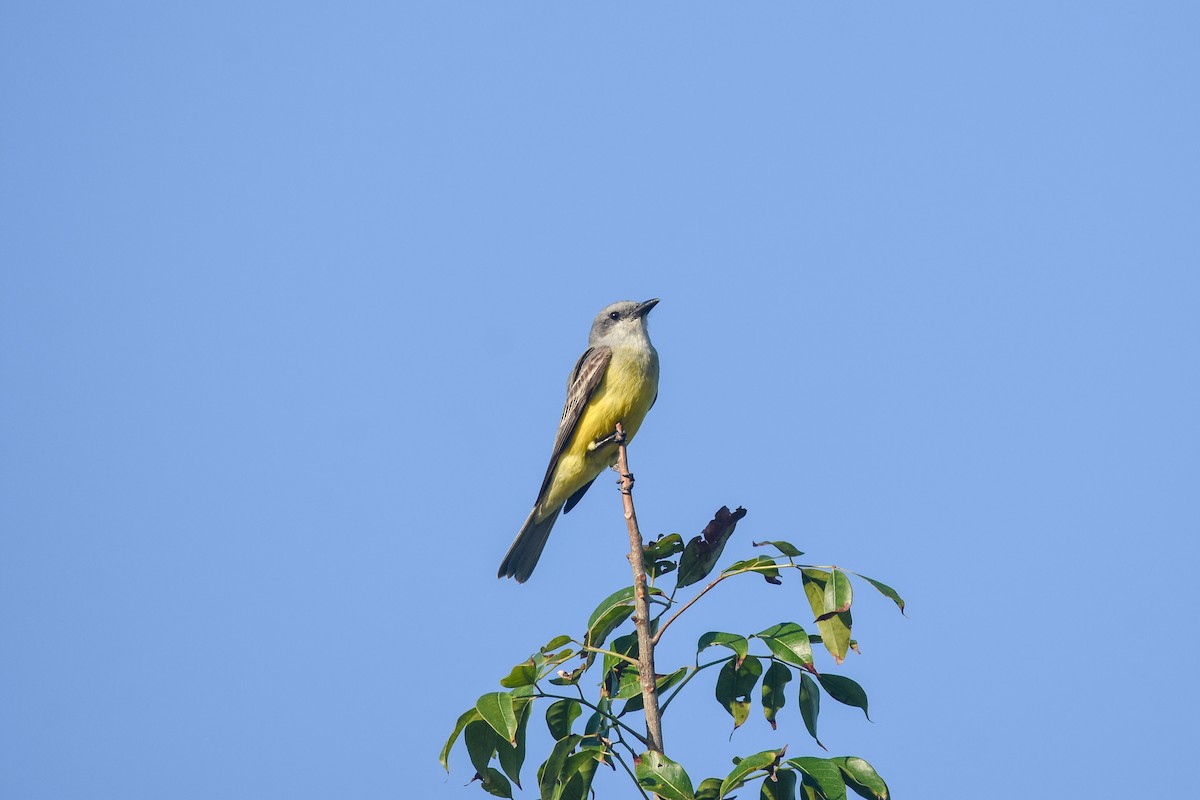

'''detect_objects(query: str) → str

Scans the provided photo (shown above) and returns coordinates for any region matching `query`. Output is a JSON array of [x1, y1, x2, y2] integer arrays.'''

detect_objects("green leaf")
[[475, 692, 518, 744], [636, 751, 696, 800], [816, 674, 870, 720], [696, 777, 725, 800], [802, 570, 852, 664], [499, 658, 538, 689], [762, 661, 792, 730], [676, 506, 747, 588], [754, 622, 815, 671], [834, 757, 889, 800], [622, 666, 688, 716], [753, 540, 805, 557], [546, 699, 582, 740], [585, 588, 637, 649], [724, 555, 782, 584], [496, 698, 532, 787], [464, 720, 498, 777], [822, 569, 853, 616], [798, 673, 824, 749], [644, 533, 685, 561], [614, 666, 644, 700], [651, 561, 679, 578], [789, 757, 847, 800], [558, 751, 601, 800], [761, 768, 798, 800], [715, 655, 764, 730], [721, 747, 787, 798], [585, 585, 663, 649], [697, 631, 749, 666], [440, 707, 481, 771], [479, 766, 514, 798], [538, 734, 583, 799], [542, 634, 573, 652], [850, 573, 906, 616], [603, 632, 640, 677], [582, 697, 611, 741]]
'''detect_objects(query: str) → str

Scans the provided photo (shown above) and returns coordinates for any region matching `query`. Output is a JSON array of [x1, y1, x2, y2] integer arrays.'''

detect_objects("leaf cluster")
[[442, 508, 905, 799]]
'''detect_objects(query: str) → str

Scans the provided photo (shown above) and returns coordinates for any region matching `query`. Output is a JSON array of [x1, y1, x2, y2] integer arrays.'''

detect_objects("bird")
[[498, 299, 661, 582]]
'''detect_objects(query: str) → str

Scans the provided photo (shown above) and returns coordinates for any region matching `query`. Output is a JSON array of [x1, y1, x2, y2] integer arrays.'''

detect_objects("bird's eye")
[[608, 311, 621, 321]]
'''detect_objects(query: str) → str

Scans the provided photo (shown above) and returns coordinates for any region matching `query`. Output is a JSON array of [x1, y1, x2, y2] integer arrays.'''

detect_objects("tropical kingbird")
[[498, 299, 661, 582]]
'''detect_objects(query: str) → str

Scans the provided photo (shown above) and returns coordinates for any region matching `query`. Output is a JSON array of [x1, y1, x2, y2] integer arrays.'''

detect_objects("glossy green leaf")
[[724, 555, 782, 584], [834, 757, 889, 800], [582, 697, 611, 741], [721, 747, 787, 798], [585, 593, 636, 649], [816, 674, 870, 720], [603, 632, 639, 678], [546, 699, 582, 740], [496, 698, 532, 787], [802, 571, 852, 664], [542, 634, 573, 652], [538, 734, 582, 799], [698, 631, 749, 666], [790, 757, 847, 800], [696, 777, 724, 800], [558, 751, 601, 800], [440, 707, 481, 771], [622, 667, 688, 716], [676, 506, 747, 588], [762, 661, 792, 730], [798, 673, 824, 749], [822, 570, 853, 616], [614, 666, 643, 700], [761, 768, 798, 800], [644, 533, 685, 561], [651, 561, 679, 578], [542, 648, 576, 672], [636, 751, 696, 800], [464, 720, 498, 777], [821, 611, 852, 665], [754, 622, 815, 670], [584, 585, 663, 649], [479, 767, 514, 798], [476, 692, 518, 744], [715, 655, 764, 730], [850, 573, 906, 616], [499, 658, 538, 689], [753, 540, 805, 557]]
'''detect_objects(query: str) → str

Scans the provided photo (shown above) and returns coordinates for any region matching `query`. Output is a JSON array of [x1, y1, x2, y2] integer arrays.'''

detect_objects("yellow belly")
[[539, 347, 658, 514]]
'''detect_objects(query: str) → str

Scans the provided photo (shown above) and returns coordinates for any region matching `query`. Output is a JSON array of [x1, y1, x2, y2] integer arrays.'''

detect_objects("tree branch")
[[651, 572, 732, 647], [614, 422, 665, 755]]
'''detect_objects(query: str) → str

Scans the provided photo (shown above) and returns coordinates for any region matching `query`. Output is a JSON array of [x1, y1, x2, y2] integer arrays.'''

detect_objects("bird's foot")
[[590, 430, 622, 451]]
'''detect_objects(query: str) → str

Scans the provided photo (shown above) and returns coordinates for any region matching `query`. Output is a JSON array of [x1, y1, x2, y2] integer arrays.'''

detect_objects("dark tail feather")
[[498, 507, 562, 583]]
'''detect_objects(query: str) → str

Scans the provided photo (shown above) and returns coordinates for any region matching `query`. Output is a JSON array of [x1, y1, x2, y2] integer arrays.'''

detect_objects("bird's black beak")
[[632, 298, 660, 318]]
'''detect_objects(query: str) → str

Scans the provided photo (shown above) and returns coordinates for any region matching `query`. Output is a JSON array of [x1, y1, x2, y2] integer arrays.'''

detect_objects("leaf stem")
[[579, 645, 641, 668], [652, 571, 736, 646], [611, 749, 653, 800], [658, 655, 733, 714]]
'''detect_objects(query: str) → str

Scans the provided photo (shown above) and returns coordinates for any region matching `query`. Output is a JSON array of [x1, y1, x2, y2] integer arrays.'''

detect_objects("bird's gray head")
[[588, 298, 659, 347]]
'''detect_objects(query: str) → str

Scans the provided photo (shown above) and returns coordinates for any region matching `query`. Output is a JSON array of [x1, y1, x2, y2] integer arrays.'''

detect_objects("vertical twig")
[[614, 422, 665, 755]]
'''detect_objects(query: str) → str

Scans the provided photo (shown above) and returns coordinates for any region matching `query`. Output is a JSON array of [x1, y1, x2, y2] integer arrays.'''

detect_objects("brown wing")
[[534, 346, 612, 503]]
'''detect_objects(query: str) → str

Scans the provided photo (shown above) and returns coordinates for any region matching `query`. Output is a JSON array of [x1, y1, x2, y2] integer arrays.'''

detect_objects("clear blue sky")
[[2, 3, 1197, 798]]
